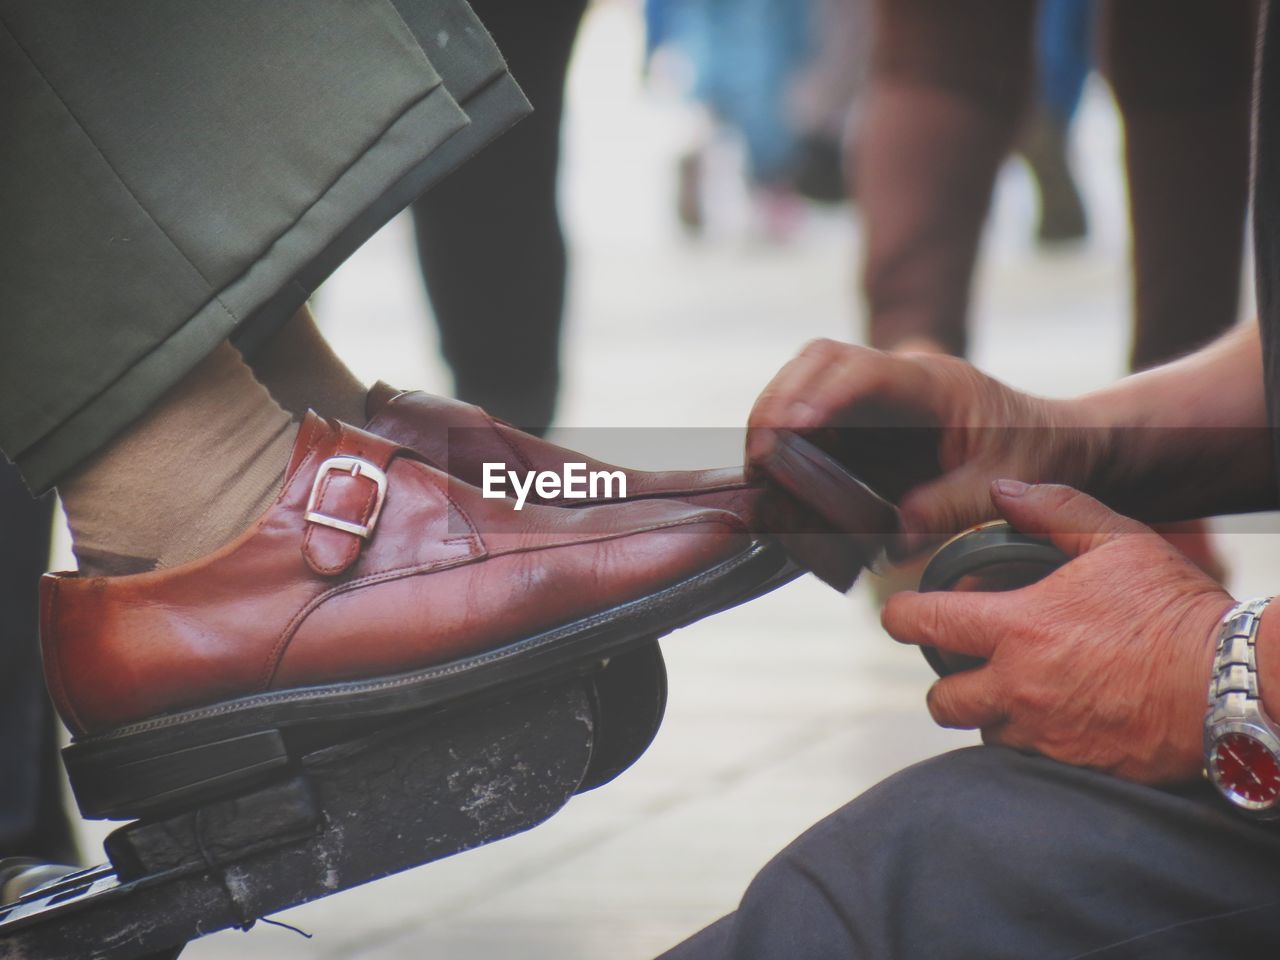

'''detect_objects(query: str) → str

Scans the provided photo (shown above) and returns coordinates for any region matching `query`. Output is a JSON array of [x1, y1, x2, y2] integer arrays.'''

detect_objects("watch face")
[[1210, 732, 1280, 808]]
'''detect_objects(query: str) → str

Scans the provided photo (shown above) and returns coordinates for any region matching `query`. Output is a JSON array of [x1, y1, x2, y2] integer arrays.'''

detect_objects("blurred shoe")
[[676, 149, 704, 236], [789, 134, 847, 205], [1019, 107, 1087, 246], [751, 184, 806, 245]]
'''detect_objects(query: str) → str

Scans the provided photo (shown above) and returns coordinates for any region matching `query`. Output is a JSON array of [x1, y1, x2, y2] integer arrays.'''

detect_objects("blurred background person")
[[646, 0, 817, 240], [859, 0, 1254, 363], [856, 0, 1256, 578], [411, 0, 588, 434]]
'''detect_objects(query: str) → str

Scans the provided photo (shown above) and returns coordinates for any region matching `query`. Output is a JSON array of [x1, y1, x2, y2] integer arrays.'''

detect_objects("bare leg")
[[858, 0, 1035, 356]]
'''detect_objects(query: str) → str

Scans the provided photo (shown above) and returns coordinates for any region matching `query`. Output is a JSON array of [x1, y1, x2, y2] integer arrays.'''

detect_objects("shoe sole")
[[64, 540, 787, 820]]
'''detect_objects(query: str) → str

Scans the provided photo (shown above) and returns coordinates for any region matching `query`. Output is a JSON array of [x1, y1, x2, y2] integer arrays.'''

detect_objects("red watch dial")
[[1212, 732, 1280, 806]]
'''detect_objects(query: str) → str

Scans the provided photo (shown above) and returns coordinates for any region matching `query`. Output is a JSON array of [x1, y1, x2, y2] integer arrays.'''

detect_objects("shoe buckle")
[[305, 456, 389, 539]]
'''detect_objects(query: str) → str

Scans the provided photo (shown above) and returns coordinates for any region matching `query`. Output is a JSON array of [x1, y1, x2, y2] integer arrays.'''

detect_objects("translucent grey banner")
[[437, 425, 1280, 538]]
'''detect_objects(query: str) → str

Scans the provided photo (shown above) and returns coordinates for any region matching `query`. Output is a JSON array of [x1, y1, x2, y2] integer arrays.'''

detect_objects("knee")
[[722, 749, 1108, 957], [722, 749, 1026, 955], [742, 749, 1069, 918], [798, 747, 1023, 863], [726, 847, 858, 959]]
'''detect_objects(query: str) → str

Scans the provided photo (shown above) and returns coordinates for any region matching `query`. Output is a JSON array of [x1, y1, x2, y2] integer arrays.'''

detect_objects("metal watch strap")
[[1207, 597, 1273, 728]]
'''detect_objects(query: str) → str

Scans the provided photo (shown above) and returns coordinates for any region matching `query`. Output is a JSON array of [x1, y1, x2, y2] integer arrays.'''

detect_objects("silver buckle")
[[305, 456, 388, 539]]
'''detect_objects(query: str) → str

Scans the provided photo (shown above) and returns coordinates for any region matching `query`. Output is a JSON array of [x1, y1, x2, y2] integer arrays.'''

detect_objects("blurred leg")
[[858, 0, 1035, 356], [411, 0, 589, 434], [1037, 0, 1093, 125], [1020, 0, 1093, 244], [1100, 0, 1256, 372]]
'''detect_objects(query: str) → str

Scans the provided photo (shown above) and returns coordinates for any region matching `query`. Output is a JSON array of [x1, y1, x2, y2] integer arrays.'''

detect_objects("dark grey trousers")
[[660, 747, 1280, 959], [0, 0, 527, 492]]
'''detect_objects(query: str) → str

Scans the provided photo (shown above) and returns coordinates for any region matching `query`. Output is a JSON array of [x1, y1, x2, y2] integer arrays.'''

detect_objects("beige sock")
[[245, 304, 370, 425], [61, 342, 296, 576]]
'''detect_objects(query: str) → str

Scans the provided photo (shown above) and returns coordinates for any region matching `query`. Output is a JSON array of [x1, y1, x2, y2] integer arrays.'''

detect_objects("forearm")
[[1073, 323, 1276, 519]]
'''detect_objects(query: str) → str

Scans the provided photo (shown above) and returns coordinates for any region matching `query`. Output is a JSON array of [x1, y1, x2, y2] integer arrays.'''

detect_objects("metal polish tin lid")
[[920, 519, 1068, 593]]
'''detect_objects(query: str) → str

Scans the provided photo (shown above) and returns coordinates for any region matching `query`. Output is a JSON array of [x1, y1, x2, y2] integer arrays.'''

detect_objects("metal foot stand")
[[0, 645, 667, 960]]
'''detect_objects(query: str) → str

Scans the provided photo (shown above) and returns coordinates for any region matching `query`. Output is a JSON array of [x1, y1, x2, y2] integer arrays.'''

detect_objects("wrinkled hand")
[[882, 481, 1233, 784], [747, 340, 1102, 557]]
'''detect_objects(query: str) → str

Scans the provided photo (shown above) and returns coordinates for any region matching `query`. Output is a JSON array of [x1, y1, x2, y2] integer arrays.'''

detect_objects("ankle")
[[243, 304, 368, 425], [61, 343, 295, 576]]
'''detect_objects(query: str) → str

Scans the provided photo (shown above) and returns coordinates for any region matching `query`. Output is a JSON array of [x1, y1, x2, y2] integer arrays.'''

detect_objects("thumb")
[[989, 480, 1149, 558], [895, 462, 1000, 558]]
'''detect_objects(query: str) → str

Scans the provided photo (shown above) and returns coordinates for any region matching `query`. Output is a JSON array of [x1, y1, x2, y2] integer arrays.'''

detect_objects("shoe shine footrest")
[[0, 681, 598, 960], [64, 638, 668, 823]]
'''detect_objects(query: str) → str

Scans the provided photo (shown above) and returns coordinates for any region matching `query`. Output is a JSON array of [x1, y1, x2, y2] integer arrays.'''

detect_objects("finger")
[[926, 667, 1006, 729], [748, 339, 850, 437], [881, 589, 1006, 659], [989, 481, 1149, 558], [893, 462, 1002, 558], [794, 349, 938, 434], [749, 343, 939, 446]]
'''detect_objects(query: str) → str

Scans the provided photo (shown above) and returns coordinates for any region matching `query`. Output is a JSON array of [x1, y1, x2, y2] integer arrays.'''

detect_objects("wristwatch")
[[1204, 596, 1280, 818]]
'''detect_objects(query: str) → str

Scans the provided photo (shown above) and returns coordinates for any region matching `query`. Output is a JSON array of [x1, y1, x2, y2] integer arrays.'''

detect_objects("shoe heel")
[[63, 729, 291, 821]]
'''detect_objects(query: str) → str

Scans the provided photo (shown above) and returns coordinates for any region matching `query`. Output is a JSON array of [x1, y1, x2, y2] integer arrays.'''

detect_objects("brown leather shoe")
[[47, 413, 785, 818]]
